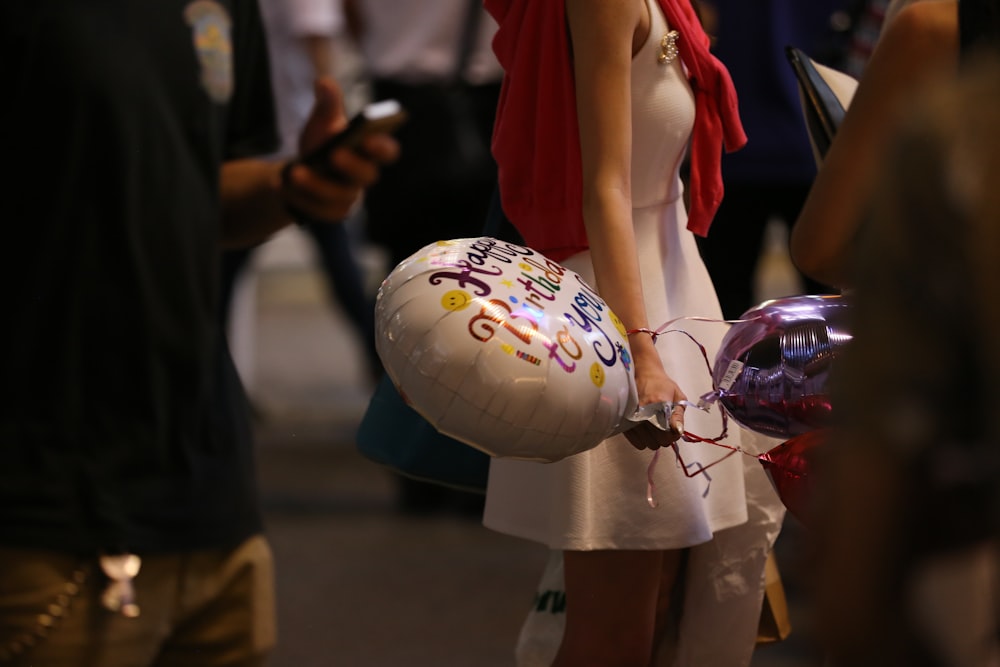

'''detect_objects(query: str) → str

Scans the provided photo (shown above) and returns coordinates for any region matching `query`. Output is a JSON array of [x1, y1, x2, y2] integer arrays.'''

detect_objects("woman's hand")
[[623, 359, 687, 451]]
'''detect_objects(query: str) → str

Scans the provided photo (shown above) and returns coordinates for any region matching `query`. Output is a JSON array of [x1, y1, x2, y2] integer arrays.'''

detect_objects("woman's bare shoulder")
[[864, 0, 958, 91], [883, 0, 959, 53], [565, 0, 645, 57], [566, 0, 643, 26]]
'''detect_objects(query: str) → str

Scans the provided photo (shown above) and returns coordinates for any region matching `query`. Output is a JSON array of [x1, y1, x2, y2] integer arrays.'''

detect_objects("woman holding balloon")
[[480, 0, 784, 664]]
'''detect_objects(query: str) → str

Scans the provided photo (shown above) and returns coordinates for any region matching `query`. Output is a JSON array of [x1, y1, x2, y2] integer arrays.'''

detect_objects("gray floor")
[[244, 243, 826, 667]]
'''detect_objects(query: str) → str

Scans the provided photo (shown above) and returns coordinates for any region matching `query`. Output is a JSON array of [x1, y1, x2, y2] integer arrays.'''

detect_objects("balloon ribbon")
[[640, 315, 765, 508]]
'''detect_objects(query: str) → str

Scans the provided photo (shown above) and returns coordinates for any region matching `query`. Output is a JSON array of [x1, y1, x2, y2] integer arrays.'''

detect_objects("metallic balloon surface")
[[712, 295, 851, 439], [759, 429, 827, 525], [375, 238, 637, 462]]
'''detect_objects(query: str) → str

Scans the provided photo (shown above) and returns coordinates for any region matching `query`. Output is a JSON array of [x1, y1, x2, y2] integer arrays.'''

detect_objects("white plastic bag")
[[515, 550, 565, 667]]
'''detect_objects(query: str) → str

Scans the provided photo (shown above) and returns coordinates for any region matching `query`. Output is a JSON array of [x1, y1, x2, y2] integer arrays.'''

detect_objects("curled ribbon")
[[628, 315, 761, 508]]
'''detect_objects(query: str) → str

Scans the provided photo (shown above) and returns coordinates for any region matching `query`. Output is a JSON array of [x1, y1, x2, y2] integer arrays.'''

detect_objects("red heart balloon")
[[759, 429, 827, 525]]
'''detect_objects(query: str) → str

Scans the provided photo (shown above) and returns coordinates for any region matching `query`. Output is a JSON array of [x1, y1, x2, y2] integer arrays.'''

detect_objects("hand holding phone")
[[292, 99, 407, 182]]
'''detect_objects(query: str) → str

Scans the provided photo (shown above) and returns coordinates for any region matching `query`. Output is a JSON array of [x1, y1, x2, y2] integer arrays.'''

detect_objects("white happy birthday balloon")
[[375, 237, 638, 462]]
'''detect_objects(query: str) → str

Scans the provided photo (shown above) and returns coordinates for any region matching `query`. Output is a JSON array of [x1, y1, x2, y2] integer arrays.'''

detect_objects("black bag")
[[368, 78, 497, 192], [785, 46, 859, 164], [364, 0, 499, 250]]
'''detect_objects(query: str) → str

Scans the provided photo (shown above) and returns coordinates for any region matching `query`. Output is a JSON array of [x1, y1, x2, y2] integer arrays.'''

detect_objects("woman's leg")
[[554, 549, 682, 667], [652, 549, 686, 663]]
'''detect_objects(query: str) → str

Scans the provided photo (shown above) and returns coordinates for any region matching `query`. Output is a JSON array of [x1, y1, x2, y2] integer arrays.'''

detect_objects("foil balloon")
[[375, 237, 637, 462], [759, 429, 827, 525], [711, 295, 852, 439]]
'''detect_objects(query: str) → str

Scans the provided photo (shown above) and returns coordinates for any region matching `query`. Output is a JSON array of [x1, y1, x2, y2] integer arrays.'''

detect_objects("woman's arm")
[[566, 0, 687, 444], [790, 0, 958, 289]]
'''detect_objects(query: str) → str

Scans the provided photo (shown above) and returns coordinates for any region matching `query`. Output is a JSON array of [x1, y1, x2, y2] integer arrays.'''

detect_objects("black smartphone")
[[294, 98, 407, 181]]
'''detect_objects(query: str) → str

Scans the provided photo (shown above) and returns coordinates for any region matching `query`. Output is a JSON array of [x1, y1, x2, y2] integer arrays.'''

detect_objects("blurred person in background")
[[786, 0, 1000, 663], [790, 0, 959, 290], [343, 0, 503, 270], [694, 0, 845, 319], [0, 2, 397, 665], [219, 0, 384, 386], [343, 0, 506, 515], [813, 51, 1000, 667], [840, 0, 892, 76]]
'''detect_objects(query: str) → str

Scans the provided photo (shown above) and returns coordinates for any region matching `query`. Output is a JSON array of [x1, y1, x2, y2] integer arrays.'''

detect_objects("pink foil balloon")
[[711, 295, 851, 439]]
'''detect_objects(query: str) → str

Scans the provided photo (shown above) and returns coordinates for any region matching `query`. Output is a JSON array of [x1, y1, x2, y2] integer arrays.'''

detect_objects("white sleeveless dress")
[[484, 0, 749, 552], [484, 4, 787, 664]]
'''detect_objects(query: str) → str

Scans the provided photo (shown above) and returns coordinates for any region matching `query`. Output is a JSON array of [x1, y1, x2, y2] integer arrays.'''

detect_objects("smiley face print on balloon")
[[441, 290, 472, 311], [375, 238, 638, 462]]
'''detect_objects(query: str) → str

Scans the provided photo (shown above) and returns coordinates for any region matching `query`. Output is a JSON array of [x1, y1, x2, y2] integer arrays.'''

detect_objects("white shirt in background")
[[348, 0, 502, 85]]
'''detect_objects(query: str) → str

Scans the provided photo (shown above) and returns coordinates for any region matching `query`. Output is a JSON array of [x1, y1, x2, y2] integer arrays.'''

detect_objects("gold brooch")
[[659, 30, 680, 64]]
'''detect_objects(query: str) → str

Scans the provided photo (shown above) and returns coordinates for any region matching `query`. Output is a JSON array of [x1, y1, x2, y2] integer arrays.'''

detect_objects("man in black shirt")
[[0, 2, 397, 665]]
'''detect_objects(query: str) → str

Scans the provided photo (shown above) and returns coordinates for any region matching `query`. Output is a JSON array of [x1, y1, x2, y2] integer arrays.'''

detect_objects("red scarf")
[[485, 0, 747, 261]]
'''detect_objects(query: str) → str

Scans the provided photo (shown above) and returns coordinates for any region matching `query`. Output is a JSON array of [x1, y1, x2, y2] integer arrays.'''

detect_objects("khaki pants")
[[0, 535, 276, 667]]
